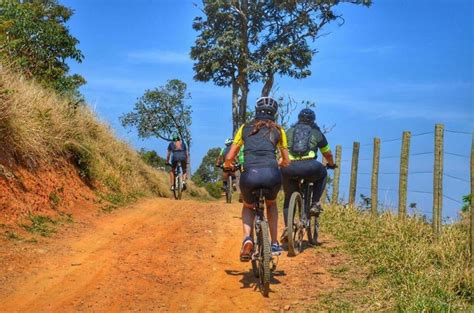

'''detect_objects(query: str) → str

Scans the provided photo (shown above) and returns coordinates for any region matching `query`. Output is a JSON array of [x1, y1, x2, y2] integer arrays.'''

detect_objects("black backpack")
[[290, 124, 312, 157]]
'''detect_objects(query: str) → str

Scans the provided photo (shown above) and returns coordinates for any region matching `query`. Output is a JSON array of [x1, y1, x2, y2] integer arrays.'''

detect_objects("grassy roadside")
[[312, 205, 472, 311]]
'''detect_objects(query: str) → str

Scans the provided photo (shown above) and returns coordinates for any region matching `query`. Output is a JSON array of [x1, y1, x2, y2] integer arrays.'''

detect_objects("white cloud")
[[127, 50, 191, 64]]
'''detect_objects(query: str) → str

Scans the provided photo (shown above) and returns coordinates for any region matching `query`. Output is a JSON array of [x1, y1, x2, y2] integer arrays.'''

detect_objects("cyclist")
[[166, 133, 189, 191], [224, 97, 291, 261], [280, 108, 336, 242], [215, 138, 237, 192]]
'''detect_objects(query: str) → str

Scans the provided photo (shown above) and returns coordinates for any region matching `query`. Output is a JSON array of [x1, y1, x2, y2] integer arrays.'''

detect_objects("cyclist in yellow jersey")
[[224, 97, 291, 261]]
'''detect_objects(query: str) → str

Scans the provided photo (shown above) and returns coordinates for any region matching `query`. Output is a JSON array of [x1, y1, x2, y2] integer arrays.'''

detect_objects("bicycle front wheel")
[[258, 221, 271, 297], [287, 192, 304, 256]]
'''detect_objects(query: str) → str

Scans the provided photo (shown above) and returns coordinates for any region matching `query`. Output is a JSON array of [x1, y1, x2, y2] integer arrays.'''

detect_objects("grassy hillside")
[[0, 67, 208, 218], [314, 204, 472, 311]]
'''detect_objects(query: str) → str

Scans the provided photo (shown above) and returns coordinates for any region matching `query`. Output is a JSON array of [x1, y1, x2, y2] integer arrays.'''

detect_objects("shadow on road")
[[225, 268, 285, 290]]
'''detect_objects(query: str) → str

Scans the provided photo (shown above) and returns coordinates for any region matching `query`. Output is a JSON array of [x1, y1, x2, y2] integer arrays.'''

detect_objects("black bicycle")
[[250, 189, 277, 297], [286, 178, 319, 256], [220, 163, 240, 203], [172, 161, 184, 200]]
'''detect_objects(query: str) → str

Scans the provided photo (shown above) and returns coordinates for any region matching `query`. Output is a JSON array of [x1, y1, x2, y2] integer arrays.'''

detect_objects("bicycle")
[[219, 163, 240, 203], [286, 178, 319, 256], [250, 188, 277, 297], [171, 161, 184, 200]]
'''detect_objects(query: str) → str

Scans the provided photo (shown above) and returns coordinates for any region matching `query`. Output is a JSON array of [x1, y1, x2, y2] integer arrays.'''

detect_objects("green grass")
[[314, 205, 472, 312], [21, 214, 57, 237], [20, 212, 74, 237]]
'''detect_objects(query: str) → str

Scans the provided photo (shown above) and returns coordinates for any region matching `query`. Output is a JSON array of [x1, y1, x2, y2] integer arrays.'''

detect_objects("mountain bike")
[[172, 161, 184, 200], [250, 188, 277, 297], [220, 163, 240, 203], [286, 178, 319, 256]]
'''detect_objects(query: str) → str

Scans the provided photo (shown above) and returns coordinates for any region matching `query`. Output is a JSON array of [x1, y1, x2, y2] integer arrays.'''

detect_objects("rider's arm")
[[216, 148, 224, 166], [224, 125, 245, 168], [318, 133, 335, 167], [224, 144, 241, 169], [277, 127, 291, 167], [166, 142, 172, 163]]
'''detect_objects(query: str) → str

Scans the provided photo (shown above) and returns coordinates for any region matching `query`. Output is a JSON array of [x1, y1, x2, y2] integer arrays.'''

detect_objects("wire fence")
[[328, 124, 472, 235]]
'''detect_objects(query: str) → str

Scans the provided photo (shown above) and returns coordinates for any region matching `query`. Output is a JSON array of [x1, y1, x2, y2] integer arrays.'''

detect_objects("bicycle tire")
[[250, 227, 258, 278], [309, 215, 319, 245], [177, 173, 183, 200], [258, 221, 271, 297], [226, 175, 232, 203], [287, 192, 304, 256], [173, 175, 178, 200]]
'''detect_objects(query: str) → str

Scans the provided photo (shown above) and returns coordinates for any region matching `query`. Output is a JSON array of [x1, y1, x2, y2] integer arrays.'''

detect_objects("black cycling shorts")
[[171, 159, 187, 174], [280, 159, 326, 182], [239, 167, 281, 204]]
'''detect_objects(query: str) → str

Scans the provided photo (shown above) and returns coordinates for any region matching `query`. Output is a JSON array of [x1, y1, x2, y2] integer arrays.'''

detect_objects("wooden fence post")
[[331, 145, 342, 205], [371, 138, 380, 216], [349, 142, 360, 206], [433, 124, 444, 236], [398, 131, 411, 218], [470, 134, 473, 283]]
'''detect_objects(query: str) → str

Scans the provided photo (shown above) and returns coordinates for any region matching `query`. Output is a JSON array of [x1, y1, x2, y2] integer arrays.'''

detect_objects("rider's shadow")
[[225, 269, 285, 290], [282, 241, 323, 255]]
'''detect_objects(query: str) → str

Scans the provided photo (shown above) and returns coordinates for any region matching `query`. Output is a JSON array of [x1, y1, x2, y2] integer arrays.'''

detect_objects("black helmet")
[[255, 97, 278, 121], [298, 108, 315, 124]]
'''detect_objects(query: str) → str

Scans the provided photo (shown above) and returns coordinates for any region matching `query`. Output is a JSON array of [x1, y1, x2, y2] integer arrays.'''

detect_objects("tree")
[[0, 0, 85, 98], [139, 149, 167, 169], [192, 147, 221, 185], [121, 79, 192, 149], [192, 147, 222, 198], [191, 0, 371, 133]]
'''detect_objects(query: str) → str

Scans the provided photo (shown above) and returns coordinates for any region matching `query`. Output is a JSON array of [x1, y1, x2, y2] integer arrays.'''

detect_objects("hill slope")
[[0, 67, 207, 224]]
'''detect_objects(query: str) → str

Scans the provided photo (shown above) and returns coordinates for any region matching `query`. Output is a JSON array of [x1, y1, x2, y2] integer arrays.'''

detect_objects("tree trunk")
[[237, 0, 249, 128], [239, 83, 248, 126], [261, 73, 274, 97], [232, 81, 239, 134]]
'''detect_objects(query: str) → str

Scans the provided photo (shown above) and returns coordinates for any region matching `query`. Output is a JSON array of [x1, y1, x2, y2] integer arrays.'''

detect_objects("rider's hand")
[[223, 159, 233, 171], [279, 158, 291, 168], [326, 163, 338, 170]]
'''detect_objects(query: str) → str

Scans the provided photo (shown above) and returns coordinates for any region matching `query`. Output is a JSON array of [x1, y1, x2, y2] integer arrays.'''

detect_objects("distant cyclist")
[[280, 108, 336, 242], [166, 133, 189, 191], [216, 138, 237, 192], [224, 97, 291, 261]]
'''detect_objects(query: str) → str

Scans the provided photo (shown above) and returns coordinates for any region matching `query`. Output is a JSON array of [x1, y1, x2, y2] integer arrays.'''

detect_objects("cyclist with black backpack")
[[280, 108, 336, 241]]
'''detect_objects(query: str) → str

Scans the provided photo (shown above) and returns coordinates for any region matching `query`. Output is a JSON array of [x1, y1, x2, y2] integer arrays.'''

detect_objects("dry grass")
[[314, 204, 472, 312], [0, 67, 208, 202]]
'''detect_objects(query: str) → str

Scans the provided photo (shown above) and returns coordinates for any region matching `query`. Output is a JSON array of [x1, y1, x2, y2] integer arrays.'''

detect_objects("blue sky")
[[62, 0, 472, 218]]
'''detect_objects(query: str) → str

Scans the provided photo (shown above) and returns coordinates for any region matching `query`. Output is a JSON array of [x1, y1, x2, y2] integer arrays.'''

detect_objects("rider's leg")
[[311, 162, 328, 204], [241, 202, 255, 239], [169, 170, 175, 186], [281, 176, 299, 227], [222, 171, 229, 189], [265, 200, 278, 244]]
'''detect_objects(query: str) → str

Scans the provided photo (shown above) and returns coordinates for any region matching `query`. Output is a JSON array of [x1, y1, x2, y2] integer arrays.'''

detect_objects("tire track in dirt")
[[0, 198, 346, 312]]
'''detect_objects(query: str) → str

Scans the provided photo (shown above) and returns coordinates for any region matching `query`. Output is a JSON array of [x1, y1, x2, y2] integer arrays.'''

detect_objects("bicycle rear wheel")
[[177, 173, 183, 200], [287, 192, 304, 256], [305, 187, 318, 245], [226, 175, 233, 203], [308, 214, 319, 245], [258, 221, 271, 297]]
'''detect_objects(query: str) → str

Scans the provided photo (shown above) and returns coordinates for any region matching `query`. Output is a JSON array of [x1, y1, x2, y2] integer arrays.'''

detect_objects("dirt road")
[[0, 198, 346, 312]]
